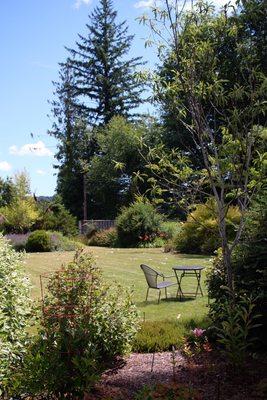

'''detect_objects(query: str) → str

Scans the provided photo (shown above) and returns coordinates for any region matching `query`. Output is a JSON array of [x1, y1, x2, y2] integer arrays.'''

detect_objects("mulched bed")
[[85, 351, 267, 399]]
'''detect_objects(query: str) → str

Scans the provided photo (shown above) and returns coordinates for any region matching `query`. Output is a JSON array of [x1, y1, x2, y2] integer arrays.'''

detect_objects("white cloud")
[[0, 161, 12, 171], [36, 169, 47, 176], [134, 0, 156, 8], [74, 0, 92, 9], [9, 141, 53, 157]]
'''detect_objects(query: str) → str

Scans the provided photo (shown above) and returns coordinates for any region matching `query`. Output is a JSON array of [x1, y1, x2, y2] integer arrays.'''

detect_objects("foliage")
[[134, 383, 201, 400], [49, 231, 80, 252], [12, 170, 31, 200], [183, 328, 212, 357], [214, 293, 262, 366], [66, 0, 144, 124], [233, 192, 267, 345], [133, 320, 185, 353], [36, 195, 78, 236], [87, 116, 145, 218], [0, 177, 15, 207], [206, 248, 226, 301], [173, 199, 240, 254], [0, 198, 39, 234], [0, 235, 32, 397], [83, 221, 98, 239], [88, 228, 118, 247], [5, 233, 29, 251], [140, 0, 267, 293], [26, 230, 51, 252], [207, 191, 267, 346], [160, 220, 181, 240], [13, 251, 139, 398], [137, 236, 166, 248], [50, 0, 145, 219], [116, 202, 163, 247], [25, 230, 79, 253]]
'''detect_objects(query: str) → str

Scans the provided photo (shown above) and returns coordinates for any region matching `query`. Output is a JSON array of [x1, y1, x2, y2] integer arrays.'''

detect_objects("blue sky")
[[0, 0, 226, 196]]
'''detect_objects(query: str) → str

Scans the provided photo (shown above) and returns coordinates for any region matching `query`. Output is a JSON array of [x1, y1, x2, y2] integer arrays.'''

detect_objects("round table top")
[[172, 265, 205, 271]]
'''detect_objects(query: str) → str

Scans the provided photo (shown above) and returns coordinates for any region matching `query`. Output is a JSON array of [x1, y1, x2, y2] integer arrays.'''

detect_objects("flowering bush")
[[183, 327, 212, 357], [5, 233, 29, 251]]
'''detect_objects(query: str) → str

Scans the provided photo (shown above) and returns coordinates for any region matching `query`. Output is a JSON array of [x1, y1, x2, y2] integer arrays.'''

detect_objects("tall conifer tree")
[[49, 63, 96, 218], [66, 0, 144, 125], [50, 0, 144, 219]]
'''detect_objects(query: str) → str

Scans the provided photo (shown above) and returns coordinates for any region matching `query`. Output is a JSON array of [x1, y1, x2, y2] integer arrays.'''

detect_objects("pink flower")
[[192, 328, 206, 337]]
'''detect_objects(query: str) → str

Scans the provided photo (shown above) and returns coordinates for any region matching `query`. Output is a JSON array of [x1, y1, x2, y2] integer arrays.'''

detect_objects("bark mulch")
[[85, 351, 267, 400]]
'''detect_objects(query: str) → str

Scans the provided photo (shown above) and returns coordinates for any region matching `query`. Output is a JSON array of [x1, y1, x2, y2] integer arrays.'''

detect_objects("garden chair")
[[140, 264, 177, 303]]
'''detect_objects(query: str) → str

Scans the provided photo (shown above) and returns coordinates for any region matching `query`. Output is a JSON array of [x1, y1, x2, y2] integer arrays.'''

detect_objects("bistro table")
[[172, 265, 205, 300]]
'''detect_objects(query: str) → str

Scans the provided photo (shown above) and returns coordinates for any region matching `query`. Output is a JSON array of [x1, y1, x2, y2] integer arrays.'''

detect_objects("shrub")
[[13, 251, 139, 398], [0, 235, 32, 397], [0, 199, 39, 234], [88, 227, 118, 247], [25, 230, 79, 253], [160, 221, 181, 240], [232, 193, 267, 346], [5, 233, 29, 251], [83, 221, 98, 239], [133, 320, 185, 352], [116, 202, 163, 247], [49, 231, 80, 251], [173, 198, 240, 254], [26, 230, 51, 252], [37, 195, 77, 237], [213, 293, 262, 366], [206, 192, 267, 348]]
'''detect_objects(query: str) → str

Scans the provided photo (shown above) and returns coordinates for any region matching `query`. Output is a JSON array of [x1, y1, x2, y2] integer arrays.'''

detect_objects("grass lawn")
[[24, 246, 211, 325]]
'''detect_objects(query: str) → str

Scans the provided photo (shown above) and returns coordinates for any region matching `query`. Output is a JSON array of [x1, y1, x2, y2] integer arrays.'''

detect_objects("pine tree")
[[49, 63, 96, 219], [66, 0, 144, 125]]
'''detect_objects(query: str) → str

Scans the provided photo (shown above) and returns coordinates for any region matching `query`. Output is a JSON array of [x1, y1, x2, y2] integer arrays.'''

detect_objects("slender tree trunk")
[[222, 241, 234, 294], [83, 174, 88, 221]]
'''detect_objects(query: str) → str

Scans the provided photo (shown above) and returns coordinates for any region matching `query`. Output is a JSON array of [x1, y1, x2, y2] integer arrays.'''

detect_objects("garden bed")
[[85, 351, 267, 399]]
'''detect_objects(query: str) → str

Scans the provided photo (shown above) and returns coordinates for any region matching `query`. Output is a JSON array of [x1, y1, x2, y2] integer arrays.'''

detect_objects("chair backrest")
[[140, 264, 159, 288]]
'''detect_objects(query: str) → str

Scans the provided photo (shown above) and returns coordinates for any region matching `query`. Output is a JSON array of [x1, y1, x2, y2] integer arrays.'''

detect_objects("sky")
[[0, 0, 228, 196]]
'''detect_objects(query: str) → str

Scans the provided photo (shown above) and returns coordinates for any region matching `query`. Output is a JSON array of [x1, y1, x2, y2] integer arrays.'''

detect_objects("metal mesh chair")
[[140, 264, 177, 303]]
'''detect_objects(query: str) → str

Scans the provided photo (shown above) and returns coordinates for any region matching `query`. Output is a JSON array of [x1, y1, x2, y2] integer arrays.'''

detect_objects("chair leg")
[[158, 289, 161, 304], [165, 287, 167, 299], [145, 287, 149, 302]]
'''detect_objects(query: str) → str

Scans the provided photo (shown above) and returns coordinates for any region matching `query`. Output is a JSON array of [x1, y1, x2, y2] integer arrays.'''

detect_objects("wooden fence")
[[79, 219, 115, 234]]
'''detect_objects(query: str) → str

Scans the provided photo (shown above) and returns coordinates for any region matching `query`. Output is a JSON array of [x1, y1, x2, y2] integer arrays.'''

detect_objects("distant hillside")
[[37, 196, 54, 202]]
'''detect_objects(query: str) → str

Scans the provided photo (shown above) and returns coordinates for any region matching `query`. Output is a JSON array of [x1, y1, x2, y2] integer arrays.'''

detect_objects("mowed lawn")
[[24, 247, 211, 323]]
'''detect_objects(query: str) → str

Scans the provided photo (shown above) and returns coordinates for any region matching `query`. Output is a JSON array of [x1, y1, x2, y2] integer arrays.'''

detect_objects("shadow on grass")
[[136, 296, 198, 307]]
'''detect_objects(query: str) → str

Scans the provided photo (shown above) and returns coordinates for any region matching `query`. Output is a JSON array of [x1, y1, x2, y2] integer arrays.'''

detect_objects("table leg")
[[194, 270, 203, 297], [174, 270, 184, 301]]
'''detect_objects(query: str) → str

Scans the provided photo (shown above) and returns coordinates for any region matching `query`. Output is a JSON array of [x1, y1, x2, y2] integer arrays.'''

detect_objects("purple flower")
[[192, 328, 206, 337]]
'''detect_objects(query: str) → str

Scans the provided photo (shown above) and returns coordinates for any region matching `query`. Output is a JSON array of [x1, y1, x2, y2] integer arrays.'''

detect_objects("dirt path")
[[102, 351, 185, 393]]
